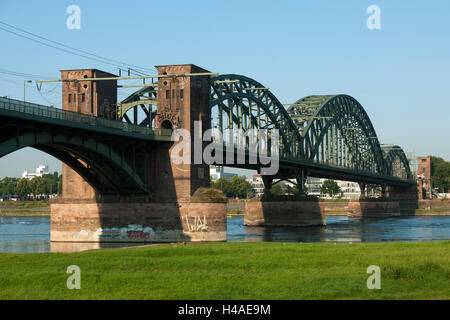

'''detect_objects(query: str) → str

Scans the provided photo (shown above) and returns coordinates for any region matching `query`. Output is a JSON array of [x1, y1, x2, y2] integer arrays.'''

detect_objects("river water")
[[0, 215, 449, 253]]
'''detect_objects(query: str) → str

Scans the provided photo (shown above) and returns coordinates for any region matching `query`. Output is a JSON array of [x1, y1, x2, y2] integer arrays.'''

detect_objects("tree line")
[[431, 157, 450, 193], [0, 173, 62, 200], [210, 176, 253, 199]]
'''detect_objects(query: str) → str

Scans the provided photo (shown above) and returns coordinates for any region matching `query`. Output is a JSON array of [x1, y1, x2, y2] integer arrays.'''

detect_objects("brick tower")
[[149, 64, 211, 202], [60, 69, 117, 200]]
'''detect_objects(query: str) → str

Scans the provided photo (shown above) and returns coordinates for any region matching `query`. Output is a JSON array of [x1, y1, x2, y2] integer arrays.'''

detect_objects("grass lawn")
[[0, 241, 448, 300], [0, 201, 49, 208]]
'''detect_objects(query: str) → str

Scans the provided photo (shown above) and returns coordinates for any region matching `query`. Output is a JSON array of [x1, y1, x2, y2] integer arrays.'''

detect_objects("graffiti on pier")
[[73, 217, 210, 241], [74, 224, 156, 240], [185, 216, 208, 233]]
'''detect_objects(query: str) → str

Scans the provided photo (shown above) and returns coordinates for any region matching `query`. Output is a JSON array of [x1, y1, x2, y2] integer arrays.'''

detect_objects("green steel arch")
[[287, 95, 385, 175], [382, 145, 412, 180], [119, 74, 412, 185], [210, 74, 303, 159]]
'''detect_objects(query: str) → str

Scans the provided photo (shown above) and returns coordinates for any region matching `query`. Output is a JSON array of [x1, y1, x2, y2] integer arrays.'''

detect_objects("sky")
[[0, 0, 449, 178]]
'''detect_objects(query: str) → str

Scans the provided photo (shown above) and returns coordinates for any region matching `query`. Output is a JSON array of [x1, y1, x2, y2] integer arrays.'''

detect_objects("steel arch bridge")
[[118, 73, 414, 192]]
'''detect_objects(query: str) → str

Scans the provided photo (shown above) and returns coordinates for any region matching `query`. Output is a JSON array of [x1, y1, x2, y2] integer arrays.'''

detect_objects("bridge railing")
[[0, 97, 172, 138]]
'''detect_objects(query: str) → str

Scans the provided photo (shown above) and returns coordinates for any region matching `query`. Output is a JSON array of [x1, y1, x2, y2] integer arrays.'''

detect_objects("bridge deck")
[[0, 97, 172, 142], [0, 97, 414, 187]]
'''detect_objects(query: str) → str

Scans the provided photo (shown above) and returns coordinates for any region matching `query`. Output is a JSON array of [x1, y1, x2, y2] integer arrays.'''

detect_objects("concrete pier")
[[347, 199, 400, 218], [51, 200, 227, 243], [244, 198, 326, 227]]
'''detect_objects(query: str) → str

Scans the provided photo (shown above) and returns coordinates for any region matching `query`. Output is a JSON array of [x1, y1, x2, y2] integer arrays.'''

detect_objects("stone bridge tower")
[[149, 64, 211, 202], [60, 69, 117, 201]]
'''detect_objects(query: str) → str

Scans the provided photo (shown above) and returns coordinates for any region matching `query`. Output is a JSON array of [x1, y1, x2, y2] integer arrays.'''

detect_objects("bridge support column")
[[295, 168, 308, 196], [386, 184, 419, 214], [381, 183, 387, 198], [244, 197, 326, 226], [359, 183, 367, 199], [51, 198, 227, 243], [262, 176, 273, 197], [348, 199, 400, 218]]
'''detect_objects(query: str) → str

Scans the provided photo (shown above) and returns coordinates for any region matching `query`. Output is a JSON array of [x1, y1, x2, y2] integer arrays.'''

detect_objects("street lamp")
[[23, 80, 32, 103]]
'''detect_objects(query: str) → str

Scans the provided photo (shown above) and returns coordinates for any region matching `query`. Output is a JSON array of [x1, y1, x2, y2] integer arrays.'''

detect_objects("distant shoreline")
[[0, 210, 50, 217], [0, 202, 50, 217], [2, 210, 450, 218], [1, 200, 449, 217]]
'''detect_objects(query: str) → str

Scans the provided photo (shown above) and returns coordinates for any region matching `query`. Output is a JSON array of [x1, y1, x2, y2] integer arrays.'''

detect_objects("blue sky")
[[0, 0, 449, 177]]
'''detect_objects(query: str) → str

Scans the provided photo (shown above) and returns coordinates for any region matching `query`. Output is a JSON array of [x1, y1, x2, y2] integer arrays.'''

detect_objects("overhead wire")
[[0, 21, 160, 105], [0, 21, 157, 76]]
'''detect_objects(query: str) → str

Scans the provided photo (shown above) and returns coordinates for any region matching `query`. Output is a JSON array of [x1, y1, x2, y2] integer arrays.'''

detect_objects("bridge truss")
[[118, 74, 414, 192]]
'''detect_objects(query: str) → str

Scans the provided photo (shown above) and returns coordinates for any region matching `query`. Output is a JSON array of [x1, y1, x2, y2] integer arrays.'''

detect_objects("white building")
[[306, 177, 322, 196], [336, 181, 361, 199], [305, 177, 362, 199], [209, 166, 237, 182], [247, 174, 265, 196], [22, 165, 50, 180]]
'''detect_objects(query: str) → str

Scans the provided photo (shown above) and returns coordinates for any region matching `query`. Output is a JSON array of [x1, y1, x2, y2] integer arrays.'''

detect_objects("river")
[[0, 215, 449, 253]]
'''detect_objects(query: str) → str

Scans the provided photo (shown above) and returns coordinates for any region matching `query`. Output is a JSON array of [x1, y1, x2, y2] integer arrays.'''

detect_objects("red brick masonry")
[[244, 201, 326, 226], [51, 201, 227, 243], [347, 200, 400, 218]]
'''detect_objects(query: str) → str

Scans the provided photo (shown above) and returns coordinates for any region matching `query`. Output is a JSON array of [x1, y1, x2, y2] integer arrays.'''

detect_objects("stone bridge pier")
[[348, 183, 418, 218], [51, 65, 227, 244], [244, 170, 326, 227]]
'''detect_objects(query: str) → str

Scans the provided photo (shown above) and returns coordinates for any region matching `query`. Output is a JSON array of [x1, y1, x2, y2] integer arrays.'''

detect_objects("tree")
[[270, 184, 283, 196], [229, 176, 252, 198], [433, 161, 450, 193], [0, 177, 15, 197], [211, 176, 251, 198], [58, 177, 63, 195], [211, 177, 231, 195], [15, 178, 30, 199], [431, 156, 445, 176], [320, 179, 341, 198]]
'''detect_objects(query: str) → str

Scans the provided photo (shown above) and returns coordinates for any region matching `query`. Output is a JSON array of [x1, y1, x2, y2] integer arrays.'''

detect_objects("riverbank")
[[227, 200, 450, 216], [1, 200, 449, 217], [0, 241, 448, 299], [0, 201, 50, 217]]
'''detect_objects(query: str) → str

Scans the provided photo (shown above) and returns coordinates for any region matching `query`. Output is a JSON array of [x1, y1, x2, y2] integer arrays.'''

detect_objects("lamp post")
[[23, 80, 32, 103]]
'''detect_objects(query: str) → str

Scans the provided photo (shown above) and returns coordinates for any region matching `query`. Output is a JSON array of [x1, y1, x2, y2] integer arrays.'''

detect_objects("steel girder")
[[117, 85, 157, 127]]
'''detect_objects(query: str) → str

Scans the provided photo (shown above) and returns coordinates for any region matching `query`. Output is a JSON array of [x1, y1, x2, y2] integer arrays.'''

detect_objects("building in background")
[[336, 181, 361, 199], [417, 156, 432, 199], [22, 165, 49, 180], [306, 177, 322, 196], [247, 174, 265, 196], [306, 177, 361, 198], [209, 166, 237, 182]]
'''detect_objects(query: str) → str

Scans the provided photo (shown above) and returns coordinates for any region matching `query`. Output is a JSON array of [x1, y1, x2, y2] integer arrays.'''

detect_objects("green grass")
[[0, 201, 49, 208], [0, 242, 449, 300], [401, 209, 450, 215], [0, 210, 50, 216], [227, 210, 244, 215]]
